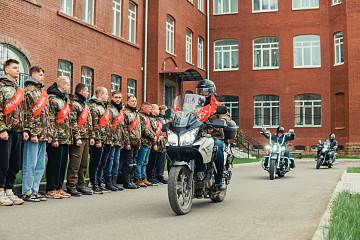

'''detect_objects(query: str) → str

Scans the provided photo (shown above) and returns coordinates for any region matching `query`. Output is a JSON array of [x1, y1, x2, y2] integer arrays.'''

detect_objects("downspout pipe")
[[143, 0, 149, 101], [207, 0, 210, 80]]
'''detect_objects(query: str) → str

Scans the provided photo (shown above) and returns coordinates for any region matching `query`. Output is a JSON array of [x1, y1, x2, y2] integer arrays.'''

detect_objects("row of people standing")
[[0, 59, 168, 206]]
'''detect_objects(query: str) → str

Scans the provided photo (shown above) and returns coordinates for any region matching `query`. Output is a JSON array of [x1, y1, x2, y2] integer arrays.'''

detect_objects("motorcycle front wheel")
[[168, 166, 193, 215], [316, 158, 321, 169], [269, 160, 276, 180], [210, 189, 227, 202]]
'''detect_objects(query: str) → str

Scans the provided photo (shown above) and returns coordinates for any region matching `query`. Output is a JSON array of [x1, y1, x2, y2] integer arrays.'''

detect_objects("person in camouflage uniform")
[[196, 79, 231, 191], [121, 95, 142, 189], [22, 66, 50, 202], [103, 91, 124, 192], [135, 102, 156, 187], [0, 59, 27, 206], [89, 87, 111, 194], [66, 83, 94, 197], [154, 104, 168, 184], [46, 76, 71, 199]]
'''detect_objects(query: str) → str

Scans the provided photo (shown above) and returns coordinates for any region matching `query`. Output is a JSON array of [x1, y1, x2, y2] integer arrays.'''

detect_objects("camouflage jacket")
[[0, 75, 25, 133], [139, 109, 156, 149], [89, 96, 111, 145], [122, 105, 141, 147], [203, 102, 231, 139], [150, 114, 166, 152], [47, 83, 71, 144], [23, 77, 51, 141], [69, 93, 94, 141], [108, 102, 125, 147]]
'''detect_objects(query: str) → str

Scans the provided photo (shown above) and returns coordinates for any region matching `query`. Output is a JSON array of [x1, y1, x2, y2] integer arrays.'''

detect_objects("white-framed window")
[[253, 37, 279, 70], [198, 36, 204, 69], [166, 15, 175, 54], [81, 66, 94, 98], [294, 94, 321, 126], [127, 78, 136, 97], [128, 1, 137, 43], [188, 0, 193, 3], [333, 0, 341, 5], [217, 95, 239, 125], [214, 0, 238, 14], [293, 35, 321, 68], [198, 0, 204, 12], [111, 74, 121, 92], [83, 0, 95, 25], [214, 39, 238, 71], [334, 32, 344, 65], [253, 0, 278, 13], [60, 0, 73, 16], [292, 0, 319, 10], [254, 95, 279, 127], [186, 29, 193, 64], [58, 60, 73, 92], [112, 0, 122, 37]]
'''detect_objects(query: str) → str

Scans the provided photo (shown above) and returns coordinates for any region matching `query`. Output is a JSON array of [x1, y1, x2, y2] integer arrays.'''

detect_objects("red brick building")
[[1, 0, 360, 154]]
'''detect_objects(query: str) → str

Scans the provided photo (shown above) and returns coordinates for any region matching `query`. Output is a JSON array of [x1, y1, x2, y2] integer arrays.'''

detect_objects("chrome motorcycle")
[[316, 140, 334, 169]]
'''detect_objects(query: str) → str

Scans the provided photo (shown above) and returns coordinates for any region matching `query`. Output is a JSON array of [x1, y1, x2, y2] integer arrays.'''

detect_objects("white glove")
[[262, 127, 266, 132], [289, 129, 294, 134]]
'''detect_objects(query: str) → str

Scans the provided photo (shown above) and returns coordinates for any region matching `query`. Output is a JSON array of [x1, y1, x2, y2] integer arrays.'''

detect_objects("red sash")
[[128, 115, 140, 131], [56, 102, 70, 123], [145, 116, 150, 129], [98, 107, 110, 128], [155, 119, 162, 136], [112, 109, 124, 127], [196, 95, 221, 122], [3, 87, 25, 116], [77, 104, 89, 127], [32, 90, 48, 118]]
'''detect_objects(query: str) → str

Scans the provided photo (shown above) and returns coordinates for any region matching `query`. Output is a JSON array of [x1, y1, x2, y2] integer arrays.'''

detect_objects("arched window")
[[81, 66, 94, 98], [0, 43, 30, 87], [186, 28, 193, 63], [166, 15, 175, 54], [294, 94, 321, 126]]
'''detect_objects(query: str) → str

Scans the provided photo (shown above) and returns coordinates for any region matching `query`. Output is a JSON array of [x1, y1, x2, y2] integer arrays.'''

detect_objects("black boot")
[[123, 175, 137, 189], [105, 176, 118, 191], [130, 173, 140, 189], [112, 175, 124, 191]]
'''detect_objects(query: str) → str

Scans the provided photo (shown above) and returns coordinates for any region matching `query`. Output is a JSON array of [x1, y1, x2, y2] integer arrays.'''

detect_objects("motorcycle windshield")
[[323, 140, 330, 148], [171, 94, 206, 127]]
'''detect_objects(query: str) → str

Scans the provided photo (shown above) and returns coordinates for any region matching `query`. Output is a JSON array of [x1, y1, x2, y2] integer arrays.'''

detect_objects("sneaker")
[[23, 190, 40, 202], [100, 186, 111, 193], [0, 191, 13, 206], [35, 193, 47, 201], [6, 190, 24, 205], [92, 185, 103, 194], [47, 190, 62, 199], [57, 189, 71, 198], [88, 182, 93, 188], [76, 188, 93, 195], [149, 179, 159, 186]]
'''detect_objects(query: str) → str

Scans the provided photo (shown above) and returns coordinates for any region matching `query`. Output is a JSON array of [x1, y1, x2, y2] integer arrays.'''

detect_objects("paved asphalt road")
[[1, 160, 359, 240]]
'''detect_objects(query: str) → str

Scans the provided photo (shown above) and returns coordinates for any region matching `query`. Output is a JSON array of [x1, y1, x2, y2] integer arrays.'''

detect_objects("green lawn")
[[232, 157, 260, 164], [325, 191, 360, 240], [347, 167, 360, 173], [301, 154, 360, 159]]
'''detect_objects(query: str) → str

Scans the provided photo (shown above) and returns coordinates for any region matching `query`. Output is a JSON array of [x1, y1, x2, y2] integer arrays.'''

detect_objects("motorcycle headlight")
[[280, 146, 285, 151], [179, 128, 199, 146], [167, 130, 178, 146], [272, 144, 279, 152], [322, 149, 325, 153]]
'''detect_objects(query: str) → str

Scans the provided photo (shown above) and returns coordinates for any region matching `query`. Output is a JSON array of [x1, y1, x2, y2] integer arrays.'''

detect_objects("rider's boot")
[[215, 174, 227, 191]]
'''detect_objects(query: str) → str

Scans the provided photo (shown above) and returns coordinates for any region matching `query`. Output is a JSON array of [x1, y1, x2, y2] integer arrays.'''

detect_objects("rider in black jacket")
[[329, 134, 338, 163]]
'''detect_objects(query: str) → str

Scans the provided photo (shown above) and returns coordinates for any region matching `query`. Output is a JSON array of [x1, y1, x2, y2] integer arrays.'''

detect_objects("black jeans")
[[156, 151, 166, 177], [89, 144, 111, 186], [0, 131, 22, 189], [46, 144, 69, 191], [146, 150, 158, 180], [121, 146, 138, 176]]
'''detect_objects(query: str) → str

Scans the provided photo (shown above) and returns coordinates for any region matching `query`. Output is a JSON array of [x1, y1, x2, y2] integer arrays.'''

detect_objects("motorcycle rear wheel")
[[316, 158, 321, 169], [168, 166, 193, 215], [269, 160, 276, 180]]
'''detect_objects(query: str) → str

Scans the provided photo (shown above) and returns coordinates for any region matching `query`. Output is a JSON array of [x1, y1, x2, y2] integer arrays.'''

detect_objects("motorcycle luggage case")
[[224, 120, 238, 140]]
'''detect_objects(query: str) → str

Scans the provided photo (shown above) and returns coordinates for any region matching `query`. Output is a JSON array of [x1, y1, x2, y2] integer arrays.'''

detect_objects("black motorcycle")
[[316, 140, 334, 169], [165, 94, 237, 215]]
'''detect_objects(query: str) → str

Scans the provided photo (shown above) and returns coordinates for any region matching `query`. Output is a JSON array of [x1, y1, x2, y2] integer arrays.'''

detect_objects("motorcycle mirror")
[[216, 105, 227, 114], [318, 140, 321, 144]]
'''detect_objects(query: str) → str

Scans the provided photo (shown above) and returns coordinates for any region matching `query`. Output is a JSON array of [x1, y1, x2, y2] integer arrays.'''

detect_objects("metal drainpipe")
[[207, 0, 210, 80], [143, 0, 149, 101]]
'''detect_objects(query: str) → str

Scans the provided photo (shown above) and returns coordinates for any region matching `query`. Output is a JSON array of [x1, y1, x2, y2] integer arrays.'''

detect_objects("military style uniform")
[[45, 82, 71, 193], [0, 75, 25, 191], [146, 113, 163, 182], [67, 92, 94, 191], [22, 77, 51, 196], [155, 114, 168, 182]]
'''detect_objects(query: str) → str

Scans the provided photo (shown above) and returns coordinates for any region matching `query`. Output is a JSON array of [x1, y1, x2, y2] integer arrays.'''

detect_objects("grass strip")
[[325, 191, 360, 240], [347, 167, 360, 173]]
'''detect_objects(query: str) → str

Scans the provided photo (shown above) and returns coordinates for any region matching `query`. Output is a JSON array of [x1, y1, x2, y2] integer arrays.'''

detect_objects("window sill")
[[294, 66, 321, 69], [253, 67, 279, 70], [213, 12, 238, 16], [292, 7, 319, 11], [23, 0, 42, 7], [334, 62, 344, 66], [331, 3, 342, 7], [253, 126, 279, 129], [186, 61, 194, 66], [334, 127, 345, 130], [57, 11, 140, 49], [252, 10, 278, 14], [213, 68, 239, 72], [166, 51, 176, 57], [294, 125, 322, 128]]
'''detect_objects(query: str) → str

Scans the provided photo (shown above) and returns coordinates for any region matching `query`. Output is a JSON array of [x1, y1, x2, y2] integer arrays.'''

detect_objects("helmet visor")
[[196, 87, 211, 97]]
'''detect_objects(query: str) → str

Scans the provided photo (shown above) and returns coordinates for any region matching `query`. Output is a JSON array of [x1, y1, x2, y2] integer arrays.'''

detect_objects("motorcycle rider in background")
[[261, 126, 295, 168], [329, 134, 338, 163], [196, 79, 231, 191]]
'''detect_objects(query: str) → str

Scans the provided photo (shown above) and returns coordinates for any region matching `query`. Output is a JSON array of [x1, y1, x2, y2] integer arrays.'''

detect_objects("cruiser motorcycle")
[[260, 129, 294, 180], [165, 94, 237, 215], [316, 140, 334, 169]]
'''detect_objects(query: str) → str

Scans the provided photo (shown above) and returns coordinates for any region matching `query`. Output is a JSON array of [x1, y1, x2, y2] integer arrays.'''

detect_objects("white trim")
[[213, 68, 239, 72], [186, 29, 193, 64], [83, 0, 94, 25], [112, 0, 122, 37], [252, 0, 278, 13], [213, 0, 238, 15], [166, 15, 175, 55], [128, 1, 136, 43]]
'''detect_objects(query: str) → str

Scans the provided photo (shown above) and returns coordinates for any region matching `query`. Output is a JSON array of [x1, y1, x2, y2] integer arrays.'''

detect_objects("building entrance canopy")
[[159, 68, 203, 82]]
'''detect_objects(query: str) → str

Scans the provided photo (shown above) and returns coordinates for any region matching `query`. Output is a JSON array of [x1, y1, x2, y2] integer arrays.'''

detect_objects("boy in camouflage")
[[22, 65, 51, 202], [104, 91, 124, 191], [135, 102, 156, 187], [0, 59, 27, 206], [154, 104, 168, 184], [89, 87, 111, 194], [121, 95, 141, 189], [66, 83, 95, 196], [46, 76, 71, 199]]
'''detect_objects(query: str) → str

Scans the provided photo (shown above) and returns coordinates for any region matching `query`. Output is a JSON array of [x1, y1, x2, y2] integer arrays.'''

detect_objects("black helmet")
[[330, 134, 335, 140], [196, 79, 216, 98], [277, 126, 284, 134]]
